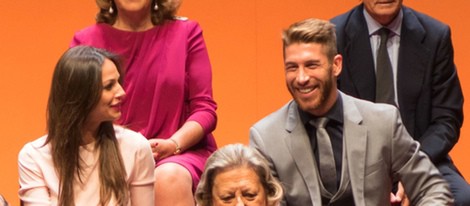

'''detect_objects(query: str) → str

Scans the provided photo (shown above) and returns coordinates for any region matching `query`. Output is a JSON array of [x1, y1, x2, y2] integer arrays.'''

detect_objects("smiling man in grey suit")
[[331, 1, 470, 205], [249, 18, 453, 206]]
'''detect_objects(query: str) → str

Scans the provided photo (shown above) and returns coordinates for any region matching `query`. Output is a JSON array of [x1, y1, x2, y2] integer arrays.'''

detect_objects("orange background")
[[1, 0, 468, 204]]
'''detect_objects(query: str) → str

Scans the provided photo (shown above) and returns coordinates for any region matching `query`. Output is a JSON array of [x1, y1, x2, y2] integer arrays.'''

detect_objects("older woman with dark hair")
[[18, 46, 155, 206], [195, 144, 283, 206]]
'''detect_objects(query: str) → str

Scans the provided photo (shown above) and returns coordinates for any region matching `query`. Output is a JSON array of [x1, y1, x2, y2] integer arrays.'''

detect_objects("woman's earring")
[[109, 1, 114, 14], [154, 3, 159, 11]]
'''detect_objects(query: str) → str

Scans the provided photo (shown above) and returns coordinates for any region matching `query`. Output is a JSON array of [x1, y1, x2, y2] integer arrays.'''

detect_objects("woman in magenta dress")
[[70, 0, 217, 205]]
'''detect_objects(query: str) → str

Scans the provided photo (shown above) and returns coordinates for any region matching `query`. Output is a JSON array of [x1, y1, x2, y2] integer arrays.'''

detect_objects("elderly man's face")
[[211, 166, 267, 206], [363, 0, 403, 25]]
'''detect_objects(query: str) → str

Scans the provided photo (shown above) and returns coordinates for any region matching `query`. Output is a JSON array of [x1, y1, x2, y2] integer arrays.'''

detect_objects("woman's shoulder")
[[72, 24, 111, 41], [75, 23, 110, 33], [164, 17, 202, 31], [18, 135, 50, 161], [113, 125, 149, 147]]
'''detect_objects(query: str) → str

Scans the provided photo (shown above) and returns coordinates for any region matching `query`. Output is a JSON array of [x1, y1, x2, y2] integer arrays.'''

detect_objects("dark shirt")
[[299, 94, 356, 205], [299, 94, 344, 188]]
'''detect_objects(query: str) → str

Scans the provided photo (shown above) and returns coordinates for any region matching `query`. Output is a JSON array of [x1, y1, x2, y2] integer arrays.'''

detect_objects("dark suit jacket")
[[250, 92, 452, 205], [331, 4, 463, 165]]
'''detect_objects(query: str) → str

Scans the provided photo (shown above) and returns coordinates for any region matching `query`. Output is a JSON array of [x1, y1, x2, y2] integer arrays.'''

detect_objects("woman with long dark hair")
[[18, 46, 155, 206]]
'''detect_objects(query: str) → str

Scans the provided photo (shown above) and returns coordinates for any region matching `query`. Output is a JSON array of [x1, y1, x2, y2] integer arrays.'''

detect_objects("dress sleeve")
[[184, 22, 218, 134], [18, 143, 52, 206], [129, 135, 156, 206]]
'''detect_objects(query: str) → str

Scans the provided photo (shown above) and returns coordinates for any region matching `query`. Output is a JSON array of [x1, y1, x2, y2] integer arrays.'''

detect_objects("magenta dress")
[[70, 19, 217, 190]]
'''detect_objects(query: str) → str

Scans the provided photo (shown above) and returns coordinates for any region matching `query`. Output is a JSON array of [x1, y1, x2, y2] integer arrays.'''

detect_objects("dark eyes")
[[220, 195, 234, 202], [103, 81, 116, 91], [243, 193, 257, 200], [219, 193, 258, 202], [306, 63, 319, 68], [285, 65, 297, 71]]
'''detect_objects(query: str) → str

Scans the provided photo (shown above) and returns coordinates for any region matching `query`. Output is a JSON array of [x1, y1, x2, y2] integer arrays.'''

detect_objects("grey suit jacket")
[[249, 92, 452, 205]]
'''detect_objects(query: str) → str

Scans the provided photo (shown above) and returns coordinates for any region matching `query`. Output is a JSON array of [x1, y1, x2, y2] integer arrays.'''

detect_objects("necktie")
[[375, 28, 395, 105], [310, 117, 337, 194]]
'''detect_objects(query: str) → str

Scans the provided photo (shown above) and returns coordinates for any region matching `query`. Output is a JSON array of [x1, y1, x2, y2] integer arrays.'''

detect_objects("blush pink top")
[[70, 19, 217, 189], [18, 126, 155, 206]]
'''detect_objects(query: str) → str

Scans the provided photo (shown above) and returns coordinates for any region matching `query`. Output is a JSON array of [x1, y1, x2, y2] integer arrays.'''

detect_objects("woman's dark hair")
[[95, 0, 178, 25], [45, 45, 129, 206]]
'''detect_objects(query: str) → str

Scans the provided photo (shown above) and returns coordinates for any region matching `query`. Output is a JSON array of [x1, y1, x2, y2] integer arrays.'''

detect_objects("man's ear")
[[332, 54, 342, 77]]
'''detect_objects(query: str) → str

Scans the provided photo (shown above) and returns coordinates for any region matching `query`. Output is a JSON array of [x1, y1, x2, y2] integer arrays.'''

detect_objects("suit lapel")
[[283, 95, 371, 205], [283, 101, 322, 205], [343, 5, 376, 101], [341, 93, 368, 205]]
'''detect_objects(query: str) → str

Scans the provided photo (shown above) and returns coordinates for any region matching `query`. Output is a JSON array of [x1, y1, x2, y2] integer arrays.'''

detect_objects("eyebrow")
[[103, 79, 115, 84], [285, 59, 321, 65]]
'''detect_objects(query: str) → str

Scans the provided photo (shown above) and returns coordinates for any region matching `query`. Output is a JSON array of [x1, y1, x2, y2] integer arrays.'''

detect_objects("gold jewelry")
[[169, 139, 181, 154]]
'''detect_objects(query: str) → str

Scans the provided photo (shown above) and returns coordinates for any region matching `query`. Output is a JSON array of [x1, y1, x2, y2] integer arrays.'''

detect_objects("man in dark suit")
[[249, 18, 452, 206], [331, 1, 470, 205]]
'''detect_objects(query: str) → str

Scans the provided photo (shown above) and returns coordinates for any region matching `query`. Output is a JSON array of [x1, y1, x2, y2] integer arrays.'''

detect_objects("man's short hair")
[[282, 18, 338, 62]]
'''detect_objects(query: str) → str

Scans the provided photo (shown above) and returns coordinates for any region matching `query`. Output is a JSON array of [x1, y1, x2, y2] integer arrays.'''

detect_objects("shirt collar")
[[363, 7, 403, 36], [299, 94, 344, 125]]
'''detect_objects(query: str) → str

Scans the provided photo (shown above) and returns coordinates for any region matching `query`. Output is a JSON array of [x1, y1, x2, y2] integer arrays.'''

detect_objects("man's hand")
[[390, 182, 409, 206]]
